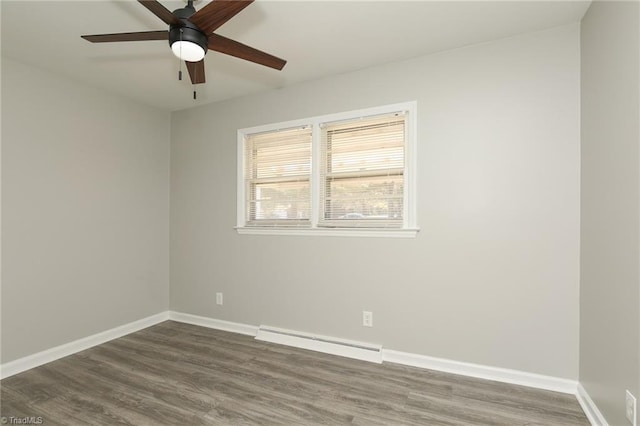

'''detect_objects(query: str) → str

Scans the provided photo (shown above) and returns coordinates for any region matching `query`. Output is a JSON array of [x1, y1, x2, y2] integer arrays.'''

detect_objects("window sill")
[[235, 227, 420, 238]]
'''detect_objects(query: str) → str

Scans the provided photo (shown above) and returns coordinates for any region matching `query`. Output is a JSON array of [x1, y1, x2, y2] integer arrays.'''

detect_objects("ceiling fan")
[[81, 0, 286, 86]]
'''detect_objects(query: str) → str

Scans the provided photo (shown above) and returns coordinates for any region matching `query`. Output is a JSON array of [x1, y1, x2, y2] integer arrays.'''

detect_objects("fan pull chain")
[[193, 59, 197, 100], [178, 29, 184, 81]]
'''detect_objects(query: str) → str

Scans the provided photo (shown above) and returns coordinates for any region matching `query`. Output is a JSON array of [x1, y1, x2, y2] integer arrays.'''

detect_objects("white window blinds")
[[238, 102, 417, 236], [320, 113, 406, 228], [245, 126, 312, 227]]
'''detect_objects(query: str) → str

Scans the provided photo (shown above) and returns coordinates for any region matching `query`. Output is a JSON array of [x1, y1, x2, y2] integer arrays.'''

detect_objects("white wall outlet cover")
[[626, 390, 637, 426], [362, 311, 373, 327], [216, 293, 223, 305]]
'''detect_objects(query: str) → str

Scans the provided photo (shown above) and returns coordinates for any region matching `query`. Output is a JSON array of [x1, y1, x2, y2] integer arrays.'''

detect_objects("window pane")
[[247, 128, 312, 180], [320, 113, 406, 228], [245, 126, 312, 226], [251, 143, 311, 179], [248, 180, 310, 222], [324, 175, 403, 220], [327, 121, 405, 174]]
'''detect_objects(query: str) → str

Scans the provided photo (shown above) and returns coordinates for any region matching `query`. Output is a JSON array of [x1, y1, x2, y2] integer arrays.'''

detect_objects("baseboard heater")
[[255, 325, 383, 364]]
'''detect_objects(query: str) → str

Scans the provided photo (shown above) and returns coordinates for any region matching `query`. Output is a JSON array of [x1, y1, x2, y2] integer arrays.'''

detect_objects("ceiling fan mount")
[[81, 0, 287, 86]]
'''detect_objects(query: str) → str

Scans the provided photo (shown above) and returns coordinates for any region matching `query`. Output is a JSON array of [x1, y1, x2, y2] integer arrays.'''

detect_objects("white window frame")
[[236, 102, 419, 238]]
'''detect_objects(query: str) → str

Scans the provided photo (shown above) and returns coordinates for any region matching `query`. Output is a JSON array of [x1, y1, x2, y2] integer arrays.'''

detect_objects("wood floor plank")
[[1, 321, 589, 425]]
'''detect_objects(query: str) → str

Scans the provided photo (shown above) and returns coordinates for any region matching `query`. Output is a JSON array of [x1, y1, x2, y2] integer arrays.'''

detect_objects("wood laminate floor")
[[1, 321, 589, 425]]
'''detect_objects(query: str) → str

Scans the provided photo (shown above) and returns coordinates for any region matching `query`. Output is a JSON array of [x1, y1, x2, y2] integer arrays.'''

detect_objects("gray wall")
[[1, 59, 170, 363], [171, 24, 581, 379], [580, 2, 640, 425]]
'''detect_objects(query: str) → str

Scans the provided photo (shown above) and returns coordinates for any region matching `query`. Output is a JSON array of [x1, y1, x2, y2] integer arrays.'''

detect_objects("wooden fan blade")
[[208, 34, 286, 70], [186, 60, 206, 84], [138, 0, 180, 26], [190, 0, 254, 35], [81, 30, 168, 43]]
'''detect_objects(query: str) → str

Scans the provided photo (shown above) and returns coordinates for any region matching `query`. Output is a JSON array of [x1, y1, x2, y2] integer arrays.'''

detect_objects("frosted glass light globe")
[[171, 41, 205, 62]]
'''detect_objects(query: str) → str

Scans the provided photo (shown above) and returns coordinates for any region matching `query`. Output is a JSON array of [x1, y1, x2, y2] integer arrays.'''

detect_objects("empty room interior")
[[1, 0, 639, 425]]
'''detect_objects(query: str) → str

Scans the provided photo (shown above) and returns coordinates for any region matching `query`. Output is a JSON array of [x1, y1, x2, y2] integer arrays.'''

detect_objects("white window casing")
[[237, 102, 419, 238]]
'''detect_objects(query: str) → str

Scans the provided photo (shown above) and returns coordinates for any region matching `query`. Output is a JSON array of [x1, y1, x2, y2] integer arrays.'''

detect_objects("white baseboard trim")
[[576, 383, 609, 426], [168, 311, 258, 336], [255, 325, 383, 364], [167, 313, 577, 397], [168, 313, 579, 396], [382, 349, 578, 395], [0, 311, 170, 379]]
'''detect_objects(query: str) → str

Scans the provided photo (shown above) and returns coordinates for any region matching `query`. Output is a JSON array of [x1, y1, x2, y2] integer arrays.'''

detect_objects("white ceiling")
[[1, 0, 591, 111]]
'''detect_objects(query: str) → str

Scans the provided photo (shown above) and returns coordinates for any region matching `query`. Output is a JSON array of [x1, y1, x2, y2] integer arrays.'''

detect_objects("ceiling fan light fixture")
[[171, 40, 205, 62], [169, 24, 208, 62]]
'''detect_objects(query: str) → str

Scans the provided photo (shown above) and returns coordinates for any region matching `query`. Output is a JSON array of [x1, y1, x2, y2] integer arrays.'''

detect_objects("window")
[[237, 102, 418, 237]]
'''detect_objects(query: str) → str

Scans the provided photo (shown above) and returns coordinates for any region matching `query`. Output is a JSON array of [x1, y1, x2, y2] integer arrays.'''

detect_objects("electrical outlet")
[[626, 390, 637, 426], [216, 292, 223, 305], [362, 311, 373, 327]]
